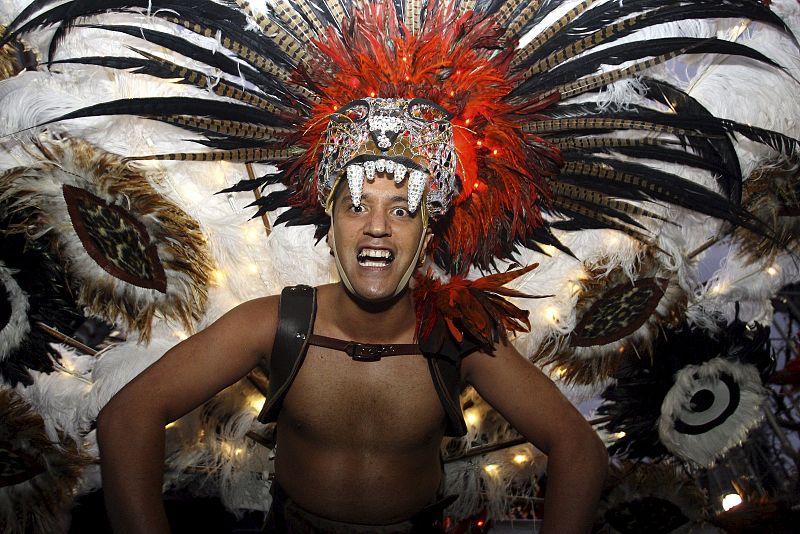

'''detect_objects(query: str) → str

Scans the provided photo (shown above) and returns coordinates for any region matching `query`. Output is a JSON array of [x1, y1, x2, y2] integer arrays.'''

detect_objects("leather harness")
[[257, 285, 471, 437]]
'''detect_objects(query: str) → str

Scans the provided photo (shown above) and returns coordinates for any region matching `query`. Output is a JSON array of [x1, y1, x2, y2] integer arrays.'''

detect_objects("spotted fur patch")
[[63, 184, 167, 293]]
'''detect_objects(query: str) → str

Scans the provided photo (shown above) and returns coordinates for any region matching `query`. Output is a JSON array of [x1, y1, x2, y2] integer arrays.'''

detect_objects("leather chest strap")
[[258, 285, 316, 424], [308, 334, 421, 362]]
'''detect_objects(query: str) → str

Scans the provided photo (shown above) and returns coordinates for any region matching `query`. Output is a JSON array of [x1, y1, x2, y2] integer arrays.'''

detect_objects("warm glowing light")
[[248, 263, 259, 274], [476, 140, 483, 147], [165, 422, 178, 429], [540, 244, 557, 256], [465, 118, 471, 125], [618, 346, 625, 354], [767, 265, 779, 276], [369, 91, 376, 97], [402, 56, 408, 62], [513, 454, 528, 464], [492, 149, 498, 155], [404, 75, 410, 81], [568, 281, 582, 294], [449, 90, 455, 97], [180, 182, 203, 203], [612, 431, 626, 439], [173, 330, 188, 340], [476, 519, 485, 527], [244, 225, 261, 243], [465, 409, 481, 426], [710, 283, 728, 296], [484, 464, 499, 474], [473, 182, 480, 190], [544, 306, 559, 323], [722, 493, 742, 511], [249, 397, 266, 412], [553, 366, 567, 378], [212, 269, 227, 286]]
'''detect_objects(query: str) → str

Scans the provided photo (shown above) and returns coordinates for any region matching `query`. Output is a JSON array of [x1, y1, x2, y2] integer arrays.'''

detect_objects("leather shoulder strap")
[[257, 285, 316, 424]]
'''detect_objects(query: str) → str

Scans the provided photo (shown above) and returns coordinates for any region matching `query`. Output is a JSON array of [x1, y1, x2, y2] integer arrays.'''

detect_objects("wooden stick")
[[247, 163, 272, 237], [443, 416, 611, 463], [36, 322, 97, 356], [687, 236, 720, 260]]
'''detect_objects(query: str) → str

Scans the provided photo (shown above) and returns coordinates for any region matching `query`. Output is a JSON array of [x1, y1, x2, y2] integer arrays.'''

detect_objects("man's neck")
[[327, 282, 418, 344]]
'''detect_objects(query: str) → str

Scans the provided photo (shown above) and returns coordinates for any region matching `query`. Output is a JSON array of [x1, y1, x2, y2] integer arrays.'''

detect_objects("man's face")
[[330, 173, 429, 302]]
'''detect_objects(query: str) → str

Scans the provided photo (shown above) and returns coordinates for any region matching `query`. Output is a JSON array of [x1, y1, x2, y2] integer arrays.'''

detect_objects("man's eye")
[[391, 207, 410, 217], [349, 204, 365, 213]]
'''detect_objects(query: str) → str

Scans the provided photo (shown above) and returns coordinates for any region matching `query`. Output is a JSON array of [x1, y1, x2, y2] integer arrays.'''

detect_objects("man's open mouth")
[[357, 248, 394, 267]]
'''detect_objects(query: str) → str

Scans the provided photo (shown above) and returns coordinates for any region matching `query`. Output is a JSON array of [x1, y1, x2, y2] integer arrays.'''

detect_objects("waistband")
[[262, 481, 454, 534]]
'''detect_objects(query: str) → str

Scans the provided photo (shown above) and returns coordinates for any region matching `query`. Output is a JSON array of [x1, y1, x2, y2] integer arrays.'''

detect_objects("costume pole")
[[763, 407, 800, 471], [36, 322, 97, 356], [443, 416, 612, 462], [247, 163, 272, 237]]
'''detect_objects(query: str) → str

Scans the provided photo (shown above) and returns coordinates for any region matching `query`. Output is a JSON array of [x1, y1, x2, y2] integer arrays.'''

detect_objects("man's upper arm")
[[103, 295, 279, 424], [461, 340, 594, 455]]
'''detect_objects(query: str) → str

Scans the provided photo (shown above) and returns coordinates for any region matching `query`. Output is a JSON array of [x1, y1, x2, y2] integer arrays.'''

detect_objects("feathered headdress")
[[2, 0, 797, 278]]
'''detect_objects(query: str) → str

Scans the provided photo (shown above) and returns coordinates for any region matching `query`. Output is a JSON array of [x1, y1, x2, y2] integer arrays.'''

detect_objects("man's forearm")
[[539, 430, 608, 534], [97, 402, 171, 534]]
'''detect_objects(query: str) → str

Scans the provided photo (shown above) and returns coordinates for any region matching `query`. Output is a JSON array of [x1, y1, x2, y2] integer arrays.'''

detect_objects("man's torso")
[[271, 286, 450, 524]]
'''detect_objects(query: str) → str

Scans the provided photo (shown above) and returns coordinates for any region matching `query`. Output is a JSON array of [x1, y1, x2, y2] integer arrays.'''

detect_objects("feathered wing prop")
[[0, 137, 213, 341], [533, 251, 687, 384], [598, 319, 773, 467]]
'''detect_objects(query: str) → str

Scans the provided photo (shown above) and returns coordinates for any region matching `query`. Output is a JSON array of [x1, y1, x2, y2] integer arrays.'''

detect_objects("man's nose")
[[365, 210, 391, 237]]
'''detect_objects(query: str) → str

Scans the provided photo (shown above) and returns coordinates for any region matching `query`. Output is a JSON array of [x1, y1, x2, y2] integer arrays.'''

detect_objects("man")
[[97, 164, 607, 533]]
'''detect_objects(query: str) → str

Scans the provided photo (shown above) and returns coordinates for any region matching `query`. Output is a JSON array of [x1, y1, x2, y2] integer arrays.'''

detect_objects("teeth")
[[358, 248, 394, 266], [393, 163, 407, 183], [407, 170, 427, 213], [384, 160, 395, 173], [375, 159, 385, 172], [360, 260, 386, 267], [363, 160, 376, 182], [359, 248, 391, 259], [346, 164, 364, 207]]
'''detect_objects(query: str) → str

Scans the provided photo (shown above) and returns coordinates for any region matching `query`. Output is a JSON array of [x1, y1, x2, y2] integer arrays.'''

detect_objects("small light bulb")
[[212, 269, 227, 286], [544, 306, 559, 323], [244, 226, 261, 243], [612, 431, 626, 439], [465, 409, 480, 426], [766, 265, 779, 276], [513, 454, 528, 464], [249, 397, 266, 412], [484, 464, 499, 474], [722, 493, 742, 511]]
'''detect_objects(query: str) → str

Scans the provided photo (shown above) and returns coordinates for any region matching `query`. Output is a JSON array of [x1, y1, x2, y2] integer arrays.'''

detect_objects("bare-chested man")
[[96, 172, 607, 533]]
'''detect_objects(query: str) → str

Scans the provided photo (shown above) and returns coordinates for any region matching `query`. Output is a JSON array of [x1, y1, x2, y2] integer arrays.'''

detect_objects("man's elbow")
[[552, 424, 608, 475]]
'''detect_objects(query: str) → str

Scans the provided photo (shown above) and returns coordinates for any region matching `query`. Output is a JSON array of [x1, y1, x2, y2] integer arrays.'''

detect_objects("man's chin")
[[342, 278, 409, 309]]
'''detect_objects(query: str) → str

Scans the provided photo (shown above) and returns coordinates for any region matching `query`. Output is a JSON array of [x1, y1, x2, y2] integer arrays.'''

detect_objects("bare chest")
[[280, 345, 446, 448]]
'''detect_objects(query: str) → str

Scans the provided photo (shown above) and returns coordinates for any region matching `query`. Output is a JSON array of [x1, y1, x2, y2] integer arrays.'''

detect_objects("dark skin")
[[97, 175, 607, 532]]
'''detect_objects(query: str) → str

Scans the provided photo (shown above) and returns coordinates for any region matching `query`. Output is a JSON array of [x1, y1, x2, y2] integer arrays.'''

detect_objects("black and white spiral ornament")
[[659, 357, 766, 467]]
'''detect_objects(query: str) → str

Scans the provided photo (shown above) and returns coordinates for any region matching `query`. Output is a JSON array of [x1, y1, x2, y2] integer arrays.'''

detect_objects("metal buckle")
[[344, 342, 388, 362]]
